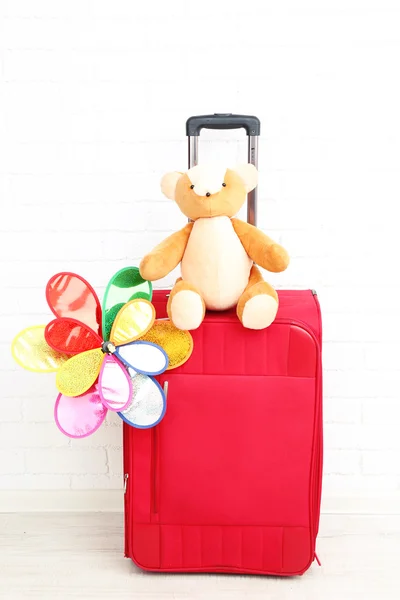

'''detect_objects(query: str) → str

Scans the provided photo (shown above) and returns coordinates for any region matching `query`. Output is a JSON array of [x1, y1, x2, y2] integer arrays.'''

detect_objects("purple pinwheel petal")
[[98, 355, 132, 412]]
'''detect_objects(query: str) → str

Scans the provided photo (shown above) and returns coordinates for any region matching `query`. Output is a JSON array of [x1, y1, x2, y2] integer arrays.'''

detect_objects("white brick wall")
[[1, 0, 400, 510]]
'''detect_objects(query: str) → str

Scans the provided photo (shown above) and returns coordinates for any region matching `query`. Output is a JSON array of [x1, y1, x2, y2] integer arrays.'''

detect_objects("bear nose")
[[206, 192, 211, 197]]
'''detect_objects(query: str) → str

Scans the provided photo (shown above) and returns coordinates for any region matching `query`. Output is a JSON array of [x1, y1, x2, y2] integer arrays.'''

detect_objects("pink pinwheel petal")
[[54, 387, 107, 439], [98, 355, 132, 412]]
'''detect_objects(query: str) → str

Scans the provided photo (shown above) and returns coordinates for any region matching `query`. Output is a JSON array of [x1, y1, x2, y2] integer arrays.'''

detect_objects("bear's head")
[[160, 163, 258, 220]]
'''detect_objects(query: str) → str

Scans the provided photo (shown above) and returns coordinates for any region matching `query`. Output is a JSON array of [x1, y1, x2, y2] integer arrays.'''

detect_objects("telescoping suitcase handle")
[[186, 113, 260, 226]]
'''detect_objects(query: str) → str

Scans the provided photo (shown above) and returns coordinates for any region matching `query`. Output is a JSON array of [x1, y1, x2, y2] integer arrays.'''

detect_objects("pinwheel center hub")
[[101, 341, 116, 354]]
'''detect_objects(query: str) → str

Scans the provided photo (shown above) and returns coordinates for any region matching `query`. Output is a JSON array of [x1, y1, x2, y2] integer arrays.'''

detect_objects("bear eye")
[[222, 183, 227, 187], [190, 184, 194, 189]]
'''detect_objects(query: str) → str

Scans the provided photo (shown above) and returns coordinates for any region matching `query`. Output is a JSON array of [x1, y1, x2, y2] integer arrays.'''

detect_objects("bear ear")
[[160, 171, 182, 200], [234, 163, 258, 193]]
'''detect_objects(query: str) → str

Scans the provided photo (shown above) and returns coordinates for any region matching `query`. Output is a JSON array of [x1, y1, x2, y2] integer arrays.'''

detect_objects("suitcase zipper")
[[152, 427, 158, 515], [151, 381, 168, 516], [123, 423, 132, 558], [274, 315, 323, 557]]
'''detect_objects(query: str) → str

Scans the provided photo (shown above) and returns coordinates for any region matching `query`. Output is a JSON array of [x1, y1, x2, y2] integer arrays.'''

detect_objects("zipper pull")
[[314, 552, 321, 566], [124, 473, 129, 494]]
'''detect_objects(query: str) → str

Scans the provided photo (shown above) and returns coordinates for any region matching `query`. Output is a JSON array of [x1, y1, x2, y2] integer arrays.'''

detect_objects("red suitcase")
[[123, 115, 323, 576]]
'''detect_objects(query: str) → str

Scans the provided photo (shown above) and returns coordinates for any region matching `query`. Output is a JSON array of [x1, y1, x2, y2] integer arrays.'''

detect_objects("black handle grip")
[[186, 113, 260, 136]]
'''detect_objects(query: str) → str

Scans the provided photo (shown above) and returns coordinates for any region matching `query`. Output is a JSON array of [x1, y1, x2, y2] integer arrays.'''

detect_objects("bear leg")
[[167, 278, 206, 331], [237, 265, 279, 330]]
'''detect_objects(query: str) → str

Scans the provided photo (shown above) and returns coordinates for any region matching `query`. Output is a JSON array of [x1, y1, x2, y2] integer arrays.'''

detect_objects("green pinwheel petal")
[[111, 268, 146, 288], [103, 303, 125, 343], [102, 267, 152, 340], [129, 291, 152, 301]]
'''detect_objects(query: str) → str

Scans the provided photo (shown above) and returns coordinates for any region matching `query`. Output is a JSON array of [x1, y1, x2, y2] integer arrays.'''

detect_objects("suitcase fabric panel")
[[130, 522, 311, 574], [152, 289, 321, 343]]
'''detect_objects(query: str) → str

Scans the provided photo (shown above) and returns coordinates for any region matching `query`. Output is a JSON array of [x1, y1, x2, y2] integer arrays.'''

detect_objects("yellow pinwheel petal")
[[110, 299, 155, 346], [11, 325, 69, 373], [56, 348, 104, 397], [139, 320, 193, 370]]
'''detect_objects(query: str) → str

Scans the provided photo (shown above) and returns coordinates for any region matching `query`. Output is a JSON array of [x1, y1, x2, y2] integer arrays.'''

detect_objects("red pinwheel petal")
[[45, 318, 102, 355], [46, 272, 102, 335]]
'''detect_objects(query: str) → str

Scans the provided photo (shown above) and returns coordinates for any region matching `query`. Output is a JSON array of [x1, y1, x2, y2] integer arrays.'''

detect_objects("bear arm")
[[139, 222, 194, 281], [231, 218, 289, 273]]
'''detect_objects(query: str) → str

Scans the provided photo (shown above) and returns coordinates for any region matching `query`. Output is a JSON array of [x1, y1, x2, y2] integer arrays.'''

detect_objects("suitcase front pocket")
[[155, 373, 316, 529]]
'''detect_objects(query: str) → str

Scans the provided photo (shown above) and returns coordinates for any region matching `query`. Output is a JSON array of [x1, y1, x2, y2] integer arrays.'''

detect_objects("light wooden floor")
[[1, 513, 399, 599]]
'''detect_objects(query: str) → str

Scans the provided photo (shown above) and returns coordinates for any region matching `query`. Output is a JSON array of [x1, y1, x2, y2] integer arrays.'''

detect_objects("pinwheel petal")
[[139, 320, 193, 369], [54, 387, 107, 438], [109, 299, 155, 346], [102, 267, 152, 340], [11, 325, 69, 373], [46, 272, 102, 335], [56, 348, 104, 397], [118, 371, 166, 429], [98, 355, 132, 411], [45, 318, 102, 355], [102, 302, 125, 344], [115, 341, 168, 375]]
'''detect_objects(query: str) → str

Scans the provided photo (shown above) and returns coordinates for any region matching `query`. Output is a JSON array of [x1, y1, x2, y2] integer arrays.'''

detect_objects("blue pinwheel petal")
[[117, 370, 167, 429], [115, 340, 169, 376]]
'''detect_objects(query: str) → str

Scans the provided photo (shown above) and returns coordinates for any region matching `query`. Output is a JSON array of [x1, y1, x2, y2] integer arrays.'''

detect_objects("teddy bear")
[[139, 163, 289, 331]]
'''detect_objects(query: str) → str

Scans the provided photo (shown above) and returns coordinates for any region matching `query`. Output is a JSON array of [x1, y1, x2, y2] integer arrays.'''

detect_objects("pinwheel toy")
[[11, 267, 193, 438]]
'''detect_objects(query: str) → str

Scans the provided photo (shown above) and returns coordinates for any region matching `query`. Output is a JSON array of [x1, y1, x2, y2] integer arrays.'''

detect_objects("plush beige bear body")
[[181, 216, 253, 310], [139, 164, 289, 330]]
